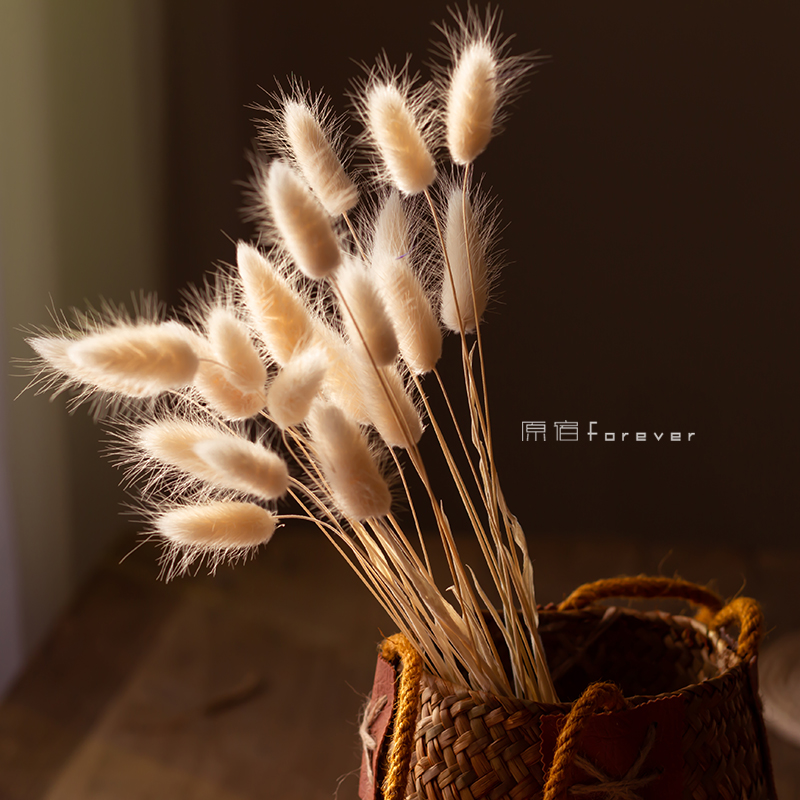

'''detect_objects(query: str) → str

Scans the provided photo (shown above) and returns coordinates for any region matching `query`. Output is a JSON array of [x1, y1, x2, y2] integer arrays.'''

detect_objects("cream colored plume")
[[155, 502, 277, 551], [446, 41, 498, 165], [138, 419, 288, 501], [36, 322, 200, 397], [194, 308, 266, 420], [265, 159, 341, 279], [236, 242, 318, 366], [372, 192, 442, 373], [193, 437, 289, 501], [365, 83, 436, 195], [315, 327, 370, 423], [336, 257, 398, 367], [361, 363, 423, 449], [308, 401, 391, 520], [440, 188, 488, 333], [284, 100, 358, 216], [266, 346, 328, 429]]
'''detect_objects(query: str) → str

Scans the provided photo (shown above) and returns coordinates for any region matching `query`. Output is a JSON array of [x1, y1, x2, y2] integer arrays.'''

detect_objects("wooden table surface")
[[1, 527, 798, 799]]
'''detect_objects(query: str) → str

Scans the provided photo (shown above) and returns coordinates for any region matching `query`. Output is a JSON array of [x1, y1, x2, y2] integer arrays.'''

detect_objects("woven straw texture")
[[378, 604, 774, 800]]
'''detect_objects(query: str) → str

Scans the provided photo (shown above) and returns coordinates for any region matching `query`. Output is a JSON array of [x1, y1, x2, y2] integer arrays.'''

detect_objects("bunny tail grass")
[[137, 419, 287, 500], [336, 257, 398, 367], [236, 242, 318, 365], [364, 82, 436, 195], [283, 99, 359, 216], [372, 192, 442, 374], [193, 438, 289, 501], [308, 401, 391, 520], [155, 502, 277, 552], [316, 329, 371, 424], [446, 41, 498, 165], [440, 187, 488, 333], [266, 346, 328, 429], [57, 322, 199, 397], [361, 364, 423, 450], [264, 159, 341, 279], [193, 307, 267, 420], [205, 308, 267, 393]]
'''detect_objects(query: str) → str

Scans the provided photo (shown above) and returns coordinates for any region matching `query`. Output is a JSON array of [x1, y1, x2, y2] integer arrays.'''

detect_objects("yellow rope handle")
[[709, 596, 764, 662], [542, 681, 628, 800], [557, 574, 763, 661], [557, 575, 724, 614], [380, 634, 423, 800]]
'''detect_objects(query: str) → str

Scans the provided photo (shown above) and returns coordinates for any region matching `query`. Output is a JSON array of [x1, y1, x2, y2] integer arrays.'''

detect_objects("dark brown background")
[[158, 1, 798, 546]]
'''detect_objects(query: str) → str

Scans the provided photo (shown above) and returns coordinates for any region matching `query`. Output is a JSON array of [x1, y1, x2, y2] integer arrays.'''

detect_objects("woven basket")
[[359, 576, 776, 800]]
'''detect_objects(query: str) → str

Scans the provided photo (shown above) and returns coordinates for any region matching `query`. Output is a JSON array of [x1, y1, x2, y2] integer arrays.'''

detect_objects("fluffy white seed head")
[[138, 418, 214, 480], [336, 257, 398, 367], [284, 100, 358, 216], [435, 7, 534, 164], [155, 502, 277, 551], [266, 346, 328, 429], [365, 83, 436, 195], [206, 308, 266, 393], [194, 308, 267, 420], [441, 188, 488, 333], [372, 193, 442, 373], [308, 401, 391, 520], [29, 335, 84, 386], [265, 160, 341, 279], [446, 41, 498, 165], [57, 322, 199, 397], [193, 438, 289, 501], [315, 327, 370, 423], [138, 419, 288, 500], [236, 242, 318, 365], [361, 363, 423, 449]]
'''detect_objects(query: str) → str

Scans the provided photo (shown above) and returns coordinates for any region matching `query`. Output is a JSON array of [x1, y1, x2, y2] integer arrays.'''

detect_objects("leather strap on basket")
[[557, 575, 764, 661], [542, 681, 629, 800], [380, 634, 423, 800]]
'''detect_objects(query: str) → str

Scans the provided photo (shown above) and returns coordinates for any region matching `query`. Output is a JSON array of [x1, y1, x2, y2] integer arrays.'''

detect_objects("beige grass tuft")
[[364, 82, 436, 195], [307, 401, 391, 519], [283, 99, 358, 216], [372, 192, 442, 373], [236, 242, 318, 365], [194, 308, 267, 420], [446, 41, 498, 165], [440, 187, 488, 333], [361, 363, 423, 449], [193, 437, 289, 501], [138, 419, 287, 501], [266, 346, 328, 429], [59, 322, 199, 397], [336, 257, 398, 367], [155, 502, 277, 550], [264, 159, 341, 279]]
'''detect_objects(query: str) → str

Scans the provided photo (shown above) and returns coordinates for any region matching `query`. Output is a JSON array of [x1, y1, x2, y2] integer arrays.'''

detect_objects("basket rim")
[[411, 604, 746, 713]]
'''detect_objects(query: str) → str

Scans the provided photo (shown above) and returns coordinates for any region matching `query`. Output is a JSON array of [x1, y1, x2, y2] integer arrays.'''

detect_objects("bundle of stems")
[[25, 8, 557, 703]]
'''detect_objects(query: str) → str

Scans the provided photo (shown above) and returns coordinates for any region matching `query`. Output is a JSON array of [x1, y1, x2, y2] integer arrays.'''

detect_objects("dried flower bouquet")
[[26, 9, 557, 704]]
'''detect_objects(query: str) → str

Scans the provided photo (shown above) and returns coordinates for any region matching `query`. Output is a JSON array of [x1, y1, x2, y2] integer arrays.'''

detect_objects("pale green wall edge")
[[0, 0, 164, 695]]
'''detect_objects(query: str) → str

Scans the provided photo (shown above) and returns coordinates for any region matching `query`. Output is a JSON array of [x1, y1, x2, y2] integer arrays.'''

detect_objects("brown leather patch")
[[359, 655, 396, 800], [541, 695, 685, 799]]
